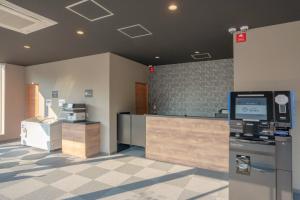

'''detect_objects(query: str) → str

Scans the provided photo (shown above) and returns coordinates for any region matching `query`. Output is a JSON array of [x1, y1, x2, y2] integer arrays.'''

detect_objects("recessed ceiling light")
[[155, 56, 160, 59], [168, 4, 178, 11], [24, 45, 31, 49], [76, 30, 85, 35], [194, 51, 200, 54]]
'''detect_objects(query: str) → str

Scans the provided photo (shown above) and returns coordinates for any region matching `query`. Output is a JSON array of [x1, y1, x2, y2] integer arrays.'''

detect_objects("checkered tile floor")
[[0, 142, 228, 200]]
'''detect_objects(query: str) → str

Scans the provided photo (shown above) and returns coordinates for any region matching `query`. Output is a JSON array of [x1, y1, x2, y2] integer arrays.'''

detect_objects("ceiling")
[[0, 0, 300, 66]]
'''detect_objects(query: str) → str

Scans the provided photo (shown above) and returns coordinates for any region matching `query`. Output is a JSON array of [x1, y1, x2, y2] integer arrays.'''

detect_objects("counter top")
[[146, 114, 228, 120], [62, 120, 100, 125]]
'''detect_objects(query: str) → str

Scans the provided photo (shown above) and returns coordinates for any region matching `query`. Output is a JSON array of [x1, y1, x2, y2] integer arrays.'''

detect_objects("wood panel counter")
[[62, 121, 100, 159], [146, 115, 229, 172]]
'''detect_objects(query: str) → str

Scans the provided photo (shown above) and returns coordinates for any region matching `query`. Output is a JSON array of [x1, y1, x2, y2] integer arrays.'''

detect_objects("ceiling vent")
[[191, 53, 212, 60], [0, 0, 57, 34], [66, 0, 114, 21], [118, 24, 152, 39]]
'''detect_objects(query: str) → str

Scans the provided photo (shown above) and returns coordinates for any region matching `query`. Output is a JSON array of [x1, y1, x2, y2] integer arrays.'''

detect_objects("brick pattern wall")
[[149, 59, 233, 117]]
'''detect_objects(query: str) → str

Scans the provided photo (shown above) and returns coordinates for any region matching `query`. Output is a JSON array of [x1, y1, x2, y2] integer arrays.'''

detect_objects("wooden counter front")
[[62, 122, 100, 159], [146, 116, 229, 172]]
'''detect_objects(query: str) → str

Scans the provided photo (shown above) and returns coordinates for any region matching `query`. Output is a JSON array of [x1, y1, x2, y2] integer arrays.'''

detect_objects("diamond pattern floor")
[[0, 142, 229, 200]]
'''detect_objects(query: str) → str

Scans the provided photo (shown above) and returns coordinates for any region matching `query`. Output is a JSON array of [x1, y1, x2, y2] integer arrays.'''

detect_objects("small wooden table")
[[62, 121, 100, 159]]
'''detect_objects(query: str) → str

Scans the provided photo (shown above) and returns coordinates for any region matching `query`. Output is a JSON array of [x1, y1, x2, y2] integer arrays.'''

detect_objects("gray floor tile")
[[0, 173, 31, 190], [0, 142, 231, 200], [78, 166, 109, 179], [115, 156, 136, 163], [119, 176, 155, 193], [178, 189, 200, 200], [149, 161, 174, 171], [115, 163, 144, 175], [51, 174, 91, 192], [21, 153, 49, 160], [35, 169, 72, 184], [164, 175, 192, 188], [0, 161, 19, 169], [16, 186, 65, 200], [70, 187, 125, 200], [71, 180, 111, 198], [94, 187, 131, 200], [1, 150, 29, 158], [0, 194, 10, 200], [0, 179, 46, 199], [36, 157, 72, 167]]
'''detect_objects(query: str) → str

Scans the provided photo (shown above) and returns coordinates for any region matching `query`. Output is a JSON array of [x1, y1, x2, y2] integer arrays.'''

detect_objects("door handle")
[[251, 166, 275, 173]]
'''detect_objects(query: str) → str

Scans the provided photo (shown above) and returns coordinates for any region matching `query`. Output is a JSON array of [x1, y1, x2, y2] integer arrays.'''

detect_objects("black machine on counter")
[[62, 103, 86, 122], [228, 91, 295, 200]]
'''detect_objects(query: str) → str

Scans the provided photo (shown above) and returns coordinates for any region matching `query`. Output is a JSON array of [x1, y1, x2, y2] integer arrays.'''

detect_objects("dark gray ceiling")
[[1, 0, 300, 66]]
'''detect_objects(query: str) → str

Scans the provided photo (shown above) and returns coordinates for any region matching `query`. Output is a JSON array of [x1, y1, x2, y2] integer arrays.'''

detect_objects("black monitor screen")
[[235, 97, 267, 120]]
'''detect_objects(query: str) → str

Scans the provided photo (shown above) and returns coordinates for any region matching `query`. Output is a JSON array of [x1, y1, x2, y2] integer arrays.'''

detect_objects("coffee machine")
[[228, 91, 295, 200]]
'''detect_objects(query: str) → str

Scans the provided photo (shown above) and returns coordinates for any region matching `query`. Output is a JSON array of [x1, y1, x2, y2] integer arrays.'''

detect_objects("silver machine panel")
[[229, 91, 295, 200], [117, 113, 146, 147]]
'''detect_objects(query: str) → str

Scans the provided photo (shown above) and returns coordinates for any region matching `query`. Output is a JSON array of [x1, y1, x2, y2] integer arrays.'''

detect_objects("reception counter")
[[146, 115, 229, 172]]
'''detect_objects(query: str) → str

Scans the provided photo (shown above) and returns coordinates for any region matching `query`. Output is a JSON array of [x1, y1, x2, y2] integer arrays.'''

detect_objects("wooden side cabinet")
[[26, 83, 39, 118], [62, 122, 100, 159]]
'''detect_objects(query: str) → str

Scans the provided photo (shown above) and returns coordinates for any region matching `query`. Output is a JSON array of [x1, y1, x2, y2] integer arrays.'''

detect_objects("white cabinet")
[[20, 117, 62, 152]]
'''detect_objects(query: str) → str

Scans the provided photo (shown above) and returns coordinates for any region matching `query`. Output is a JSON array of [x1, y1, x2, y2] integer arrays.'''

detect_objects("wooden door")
[[135, 82, 148, 115], [26, 84, 39, 118]]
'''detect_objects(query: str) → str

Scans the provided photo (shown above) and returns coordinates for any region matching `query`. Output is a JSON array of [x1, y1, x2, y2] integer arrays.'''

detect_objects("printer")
[[62, 103, 86, 122]]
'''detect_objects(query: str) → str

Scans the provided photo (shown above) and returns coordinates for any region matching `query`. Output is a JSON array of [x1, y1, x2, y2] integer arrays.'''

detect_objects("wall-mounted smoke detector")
[[191, 52, 212, 60], [228, 27, 237, 34], [0, 0, 57, 34], [240, 25, 249, 32]]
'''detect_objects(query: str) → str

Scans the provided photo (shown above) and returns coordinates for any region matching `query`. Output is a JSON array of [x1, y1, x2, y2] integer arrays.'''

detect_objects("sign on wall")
[[52, 90, 58, 98], [149, 65, 155, 73], [236, 32, 247, 43]]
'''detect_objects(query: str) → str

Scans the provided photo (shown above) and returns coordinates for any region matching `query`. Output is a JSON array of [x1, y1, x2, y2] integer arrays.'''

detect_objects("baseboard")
[[0, 138, 19, 144]]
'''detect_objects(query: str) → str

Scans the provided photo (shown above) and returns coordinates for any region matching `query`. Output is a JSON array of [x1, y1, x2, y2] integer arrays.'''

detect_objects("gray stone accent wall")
[[149, 59, 233, 117]]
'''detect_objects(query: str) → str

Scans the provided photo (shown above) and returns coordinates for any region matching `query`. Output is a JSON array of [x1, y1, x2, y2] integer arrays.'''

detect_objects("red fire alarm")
[[149, 65, 155, 73], [236, 32, 247, 43]]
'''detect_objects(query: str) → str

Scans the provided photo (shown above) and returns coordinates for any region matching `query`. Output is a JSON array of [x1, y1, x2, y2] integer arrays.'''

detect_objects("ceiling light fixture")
[[76, 30, 85, 35], [168, 4, 178, 11], [155, 56, 160, 59], [194, 51, 200, 54], [24, 45, 31, 49]]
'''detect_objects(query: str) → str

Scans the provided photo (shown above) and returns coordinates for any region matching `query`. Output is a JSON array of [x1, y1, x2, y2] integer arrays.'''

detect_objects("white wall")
[[0, 64, 25, 142], [109, 53, 148, 153], [25, 52, 148, 154], [25, 53, 111, 153], [234, 20, 300, 190]]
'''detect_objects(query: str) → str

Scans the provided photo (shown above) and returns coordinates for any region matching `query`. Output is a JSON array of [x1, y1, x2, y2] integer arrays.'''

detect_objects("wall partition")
[[0, 64, 5, 135]]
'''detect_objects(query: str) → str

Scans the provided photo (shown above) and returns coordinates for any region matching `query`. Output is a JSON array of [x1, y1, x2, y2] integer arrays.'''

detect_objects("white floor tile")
[[128, 157, 155, 167], [96, 160, 125, 170], [51, 175, 91, 192], [0, 179, 46, 199], [96, 171, 131, 186], [134, 167, 166, 179]]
